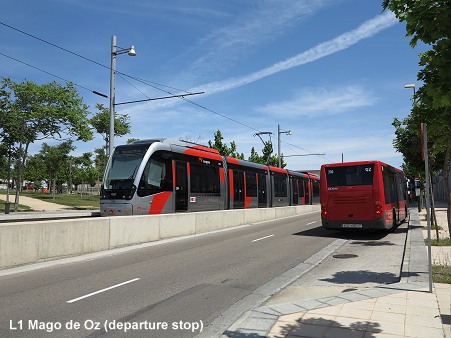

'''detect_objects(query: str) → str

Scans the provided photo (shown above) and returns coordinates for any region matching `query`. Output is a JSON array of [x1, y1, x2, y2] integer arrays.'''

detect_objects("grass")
[[432, 265, 451, 284], [430, 237, 451, 246], [21, 191, 100, 209], [0, 190, 100, 210], [0, 198, 33, 212]]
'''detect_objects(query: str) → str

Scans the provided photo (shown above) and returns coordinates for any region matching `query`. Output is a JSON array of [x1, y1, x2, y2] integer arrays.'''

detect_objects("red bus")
[[320, 160, 408, 230]]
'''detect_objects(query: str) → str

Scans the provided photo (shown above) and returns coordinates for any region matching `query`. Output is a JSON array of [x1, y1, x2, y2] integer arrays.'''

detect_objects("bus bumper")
[[321, 215, 387, 230]]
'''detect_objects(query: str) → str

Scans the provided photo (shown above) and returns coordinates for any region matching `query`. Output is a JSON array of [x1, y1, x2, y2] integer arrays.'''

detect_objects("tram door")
[[175, 162, 188, 211], [292, 179, 299, 205], [233, 170, 244, 209], [258, 173, 267, 207]]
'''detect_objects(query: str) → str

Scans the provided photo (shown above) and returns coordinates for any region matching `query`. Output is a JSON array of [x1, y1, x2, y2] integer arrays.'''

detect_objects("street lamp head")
[[286, 130, 292, 136], [404, 84, 415, 89], [128, 45, 136, 56]]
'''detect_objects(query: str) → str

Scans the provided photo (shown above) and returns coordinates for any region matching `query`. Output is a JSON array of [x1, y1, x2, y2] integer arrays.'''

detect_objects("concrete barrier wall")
[[0, 205, 320, 269]]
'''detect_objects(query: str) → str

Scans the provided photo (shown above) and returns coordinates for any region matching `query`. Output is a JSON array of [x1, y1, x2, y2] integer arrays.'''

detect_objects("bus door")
[[233, 170, 244, 208], [382, 168, 398, 224], [258, 173, 267, 207], [175, 161, 188, 211]]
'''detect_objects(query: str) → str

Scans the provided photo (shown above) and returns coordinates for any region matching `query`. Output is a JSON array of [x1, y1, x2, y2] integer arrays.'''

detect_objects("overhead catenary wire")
[[0, 51, 107, 97], [0, 20, 190, 97], [1, 20, 325, 158]]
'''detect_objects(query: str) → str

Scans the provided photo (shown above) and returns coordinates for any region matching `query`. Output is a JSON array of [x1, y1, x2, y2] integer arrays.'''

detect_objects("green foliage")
[[430, 237, 451, 246], [383, 0, 451, 233], [432, 265, 451, 284], [94, 147, 108, 182], [72, 152, 99, 186], [90, 103, 131, 179], [90, 103, 131, 148], [1, 79, 93, 143], [0, 78, 94, 208], [16, 190, 100, 209], [208, 130, 286, 167], [32, 141, 75, 198], [208, 130, 244, 159], [248, 142, 287, 167]]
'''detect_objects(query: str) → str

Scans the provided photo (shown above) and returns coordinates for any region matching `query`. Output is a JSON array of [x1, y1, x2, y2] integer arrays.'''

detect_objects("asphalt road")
[[0, 211, 409, 338], [0, 211, 338, 338]]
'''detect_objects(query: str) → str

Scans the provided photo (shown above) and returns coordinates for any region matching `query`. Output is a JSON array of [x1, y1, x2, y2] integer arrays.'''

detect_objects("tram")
[[100, 139, 319, 216]]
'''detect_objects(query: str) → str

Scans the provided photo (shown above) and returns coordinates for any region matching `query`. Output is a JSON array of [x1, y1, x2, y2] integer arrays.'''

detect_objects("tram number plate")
[[342, 224, 363, 228]]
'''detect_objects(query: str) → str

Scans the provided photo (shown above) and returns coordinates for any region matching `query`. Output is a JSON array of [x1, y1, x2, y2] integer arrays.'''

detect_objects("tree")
[[208, 130, 286, 167], [0, 78, 93, 210], [249, 140, 287, 167], [35, 141, 75, 198], [383, 0, 451, 233], [94, 147, 108, 182], [90, 103, 131, 150], [90, 103, 131, 181], [72, 152, 99, 189], [208, 130, 244, 159]]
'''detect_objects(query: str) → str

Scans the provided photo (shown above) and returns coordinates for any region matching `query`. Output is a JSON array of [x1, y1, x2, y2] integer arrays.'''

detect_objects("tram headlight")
[[125, 185, 137, 200], [100, 186, 107, 199]]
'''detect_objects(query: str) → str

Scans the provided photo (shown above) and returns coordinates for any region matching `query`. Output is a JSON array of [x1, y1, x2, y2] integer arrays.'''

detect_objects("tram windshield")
[[103, 145, 149, 190]]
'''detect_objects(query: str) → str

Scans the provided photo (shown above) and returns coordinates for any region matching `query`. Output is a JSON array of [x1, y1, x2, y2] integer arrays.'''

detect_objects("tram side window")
[[299, 179, 305, 197], [138, 157, 172, 197], [246, 172, 257, 197], [205, 166, 220, 193], [274, 175, 287, 197], [191, 163, 220, 194]]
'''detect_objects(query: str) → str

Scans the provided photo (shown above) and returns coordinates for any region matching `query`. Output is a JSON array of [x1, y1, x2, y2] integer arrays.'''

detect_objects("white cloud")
[[256, 85, 377, 117], [136, 11, 397, 113]]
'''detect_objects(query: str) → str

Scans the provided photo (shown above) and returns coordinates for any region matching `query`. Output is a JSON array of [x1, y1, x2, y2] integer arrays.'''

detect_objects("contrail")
[[190, 11, 398, 95]]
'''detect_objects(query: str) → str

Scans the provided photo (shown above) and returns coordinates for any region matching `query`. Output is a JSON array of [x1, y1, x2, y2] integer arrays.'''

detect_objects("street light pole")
[[278, 124, 291, 168], [109, 36, 117, 157], [109, 35, 136, 157], [405, 83, 432, 292]]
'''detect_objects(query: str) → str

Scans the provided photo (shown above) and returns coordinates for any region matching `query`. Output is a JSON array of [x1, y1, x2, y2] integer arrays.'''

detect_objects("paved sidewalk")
[[1, 194, 73, 211], [222, 208, 450, 338]]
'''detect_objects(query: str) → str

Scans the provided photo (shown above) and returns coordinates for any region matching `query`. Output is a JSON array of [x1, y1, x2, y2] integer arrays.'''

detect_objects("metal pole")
[[423, 123, 432, 293], [109, 35, 117, 157], [278, 124, 281, 168]]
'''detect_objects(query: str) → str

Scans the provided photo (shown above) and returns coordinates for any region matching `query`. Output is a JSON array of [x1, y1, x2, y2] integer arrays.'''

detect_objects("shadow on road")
[[292, 225, 391, 241]]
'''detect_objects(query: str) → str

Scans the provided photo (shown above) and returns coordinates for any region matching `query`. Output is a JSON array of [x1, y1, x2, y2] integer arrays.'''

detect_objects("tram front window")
[[104, 147, 147, 190]]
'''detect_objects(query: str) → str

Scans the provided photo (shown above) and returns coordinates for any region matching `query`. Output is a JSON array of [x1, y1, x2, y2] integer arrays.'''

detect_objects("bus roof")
[[321, 160, 404, 173]]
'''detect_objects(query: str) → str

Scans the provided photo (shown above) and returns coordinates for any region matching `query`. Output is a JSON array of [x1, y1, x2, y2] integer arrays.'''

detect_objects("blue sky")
[[1, 0, 426, 170]]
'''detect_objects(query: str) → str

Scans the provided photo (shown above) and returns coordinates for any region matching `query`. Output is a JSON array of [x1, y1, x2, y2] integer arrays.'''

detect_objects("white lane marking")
[[67, 278, 140, 303], [306, 221, 317, 225], [252, 234, 274, 243]]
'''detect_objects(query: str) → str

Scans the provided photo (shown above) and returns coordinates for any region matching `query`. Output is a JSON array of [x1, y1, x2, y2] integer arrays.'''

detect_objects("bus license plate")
[[342, 224, 363, 228]]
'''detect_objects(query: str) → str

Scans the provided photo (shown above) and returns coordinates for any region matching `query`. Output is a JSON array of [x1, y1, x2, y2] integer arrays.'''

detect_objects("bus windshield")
[[103, 145, 150, 190], [326, 164, 374, 187]]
